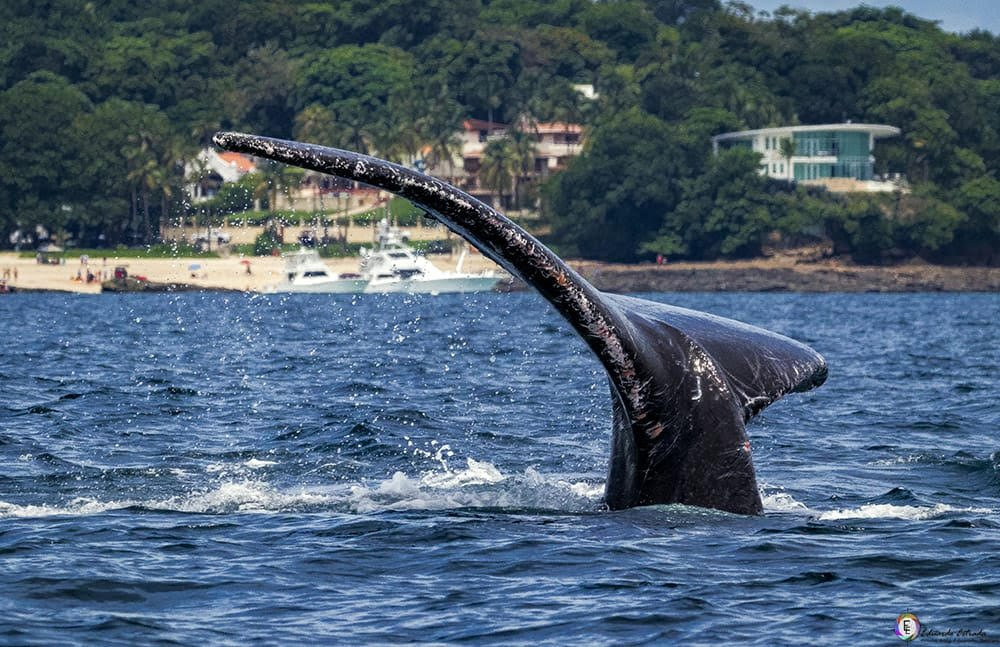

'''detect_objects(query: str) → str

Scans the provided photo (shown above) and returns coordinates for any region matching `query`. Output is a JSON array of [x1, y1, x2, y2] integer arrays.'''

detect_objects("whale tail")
[[213, 132, 827, 515]]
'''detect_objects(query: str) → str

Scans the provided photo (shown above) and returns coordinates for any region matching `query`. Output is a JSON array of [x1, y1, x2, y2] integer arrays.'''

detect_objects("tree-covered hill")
[[1, 1, 997, 263]]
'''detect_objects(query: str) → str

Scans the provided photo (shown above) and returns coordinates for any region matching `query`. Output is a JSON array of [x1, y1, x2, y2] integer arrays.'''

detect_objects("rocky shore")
[[566, 260, 1000, 293]]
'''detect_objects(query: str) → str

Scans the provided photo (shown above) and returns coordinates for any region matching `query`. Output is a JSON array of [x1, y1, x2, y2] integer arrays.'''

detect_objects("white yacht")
[[267, 247, 367, 293], [359, 221, 503, 295]]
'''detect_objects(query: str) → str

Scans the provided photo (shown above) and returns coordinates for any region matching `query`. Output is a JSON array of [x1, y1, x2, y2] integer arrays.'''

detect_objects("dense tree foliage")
[[0, 1, 996, 263]]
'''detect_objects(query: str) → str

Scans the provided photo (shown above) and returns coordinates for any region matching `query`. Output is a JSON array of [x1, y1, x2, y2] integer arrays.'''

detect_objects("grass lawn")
[[19, 244, 220, 260]]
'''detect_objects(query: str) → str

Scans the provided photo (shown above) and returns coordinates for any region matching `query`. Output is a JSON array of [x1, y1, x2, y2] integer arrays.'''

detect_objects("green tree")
[[249, 162, 304, 213], [893, 190, 964, 256], [0, 72, 91, 245], [779, 138, 796, 181], [544, 109, 684, 262], [418, 80, 465, 182], [212, 174, 258, 215], [480, 138, 517, 208], [0, 0, 997, 265], [947, 176, 1000, 263], [85, 28, 216, 109], [823, 194, 894, 262], [507, 128, 537, 209], [641, 148, 779, 259], [578, 1, 658, 63], [294, 104, 338, 145], [232, 42, 298, 138], [293, 44, 416, 153]]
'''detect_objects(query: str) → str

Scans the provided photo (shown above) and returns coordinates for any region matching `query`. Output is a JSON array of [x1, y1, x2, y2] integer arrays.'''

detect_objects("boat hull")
[[364, 275, 501, 295], [266, 278, 368, 294]]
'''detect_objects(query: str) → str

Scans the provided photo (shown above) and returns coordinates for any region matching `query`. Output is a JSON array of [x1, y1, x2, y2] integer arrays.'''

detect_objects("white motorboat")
[[266, 221, 503, 295], [359, 221, 503, 294], [266, 247, 367, 293]]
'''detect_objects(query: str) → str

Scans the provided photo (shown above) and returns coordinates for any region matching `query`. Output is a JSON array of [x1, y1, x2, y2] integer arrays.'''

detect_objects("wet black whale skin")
[[213, 131, 828, 515]]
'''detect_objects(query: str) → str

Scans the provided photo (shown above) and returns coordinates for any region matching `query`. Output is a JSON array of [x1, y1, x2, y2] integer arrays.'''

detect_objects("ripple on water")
[[0, 291, 997, 644]]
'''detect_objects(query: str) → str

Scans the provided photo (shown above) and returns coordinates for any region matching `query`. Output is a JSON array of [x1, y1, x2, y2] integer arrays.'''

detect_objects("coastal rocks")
[[567, 262, 1000, 293], [101, 277, 229, 293]]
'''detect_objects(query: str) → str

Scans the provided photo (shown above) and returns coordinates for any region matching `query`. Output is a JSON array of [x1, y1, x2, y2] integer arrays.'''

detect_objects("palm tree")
[[294, 104, 337, 144], [190, 118, 222, 150], [427, 131, 461, 183], [384, 90, 424, 165], [125, 130, 158, 244], [779, 138, 797, 182], [480, 138, 516, 208], [184, 153, 212, 218], [154, 137, 188, 241], [252, 161, 304, 212], [507, 127, 537, 210], [418, 83, 464, 183]]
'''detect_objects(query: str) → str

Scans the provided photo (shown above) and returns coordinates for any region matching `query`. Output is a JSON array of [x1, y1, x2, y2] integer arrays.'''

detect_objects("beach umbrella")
[[188, 263, 201, 271], [239, 259, 251, 265]]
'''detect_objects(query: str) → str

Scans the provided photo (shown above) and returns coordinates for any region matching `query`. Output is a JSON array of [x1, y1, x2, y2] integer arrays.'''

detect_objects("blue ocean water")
[[0, 291, 997, 645]]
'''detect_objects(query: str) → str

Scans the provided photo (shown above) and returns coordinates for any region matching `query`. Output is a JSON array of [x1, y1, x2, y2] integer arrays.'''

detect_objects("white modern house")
[[711, 123, 903, 193]]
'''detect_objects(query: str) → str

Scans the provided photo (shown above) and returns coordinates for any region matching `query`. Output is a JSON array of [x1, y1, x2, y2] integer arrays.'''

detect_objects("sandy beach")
[[1, 247, 997, 294], [0, 249, 502, 294]]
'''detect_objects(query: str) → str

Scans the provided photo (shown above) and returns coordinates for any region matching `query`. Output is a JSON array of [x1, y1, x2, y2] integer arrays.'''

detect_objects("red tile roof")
[[218, 151, 256, 173]]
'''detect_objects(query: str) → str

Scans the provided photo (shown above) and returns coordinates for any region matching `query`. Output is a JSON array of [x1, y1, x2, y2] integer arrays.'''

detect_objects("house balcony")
[[791, 154, 837, 164]]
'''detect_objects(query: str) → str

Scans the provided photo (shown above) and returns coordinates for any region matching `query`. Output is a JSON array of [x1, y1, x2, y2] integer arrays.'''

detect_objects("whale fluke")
[[213, 132, 827, 515]]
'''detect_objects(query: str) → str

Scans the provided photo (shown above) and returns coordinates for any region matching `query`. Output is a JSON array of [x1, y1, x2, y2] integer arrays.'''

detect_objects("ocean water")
[[0, 291, 997, 645]]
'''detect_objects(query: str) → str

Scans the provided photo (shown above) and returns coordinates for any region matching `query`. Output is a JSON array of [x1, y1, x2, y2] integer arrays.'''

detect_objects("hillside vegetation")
[[1, 1, 997, 263]]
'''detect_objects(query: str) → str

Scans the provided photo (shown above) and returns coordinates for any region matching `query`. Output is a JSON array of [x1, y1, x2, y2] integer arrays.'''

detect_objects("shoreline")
[[1, 251, 996, 294], [567, 259, 1000, 293]]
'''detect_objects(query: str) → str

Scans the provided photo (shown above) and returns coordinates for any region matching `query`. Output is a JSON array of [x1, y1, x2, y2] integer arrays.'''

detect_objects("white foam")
[[868, 455, 927, 466], [569, 480, 605, 498], [759, 485, 994, 521], [0, 480, 339, 518], [523, 466, 604, 498], [348, 472, 465, 513], [761, 491, 811, 513], [419, 457, 505, 488], [0, 455, 605, 518], [345, 461, 604, 514], [151, 480, 336, 513], [0, 497, 128, 518], [817, 503, 992, 521], [244, 458, 277, 469]]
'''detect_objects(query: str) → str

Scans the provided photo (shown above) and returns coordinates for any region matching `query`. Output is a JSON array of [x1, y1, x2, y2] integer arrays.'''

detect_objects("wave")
[[760, 486, 993, 521], [2, 459, 992, 521], [869, 450, 999, 471], [0, 498, 125, 518], [0, 457, 604, 518], [816, 503, 993, 521], [347, 459, 604, 513]]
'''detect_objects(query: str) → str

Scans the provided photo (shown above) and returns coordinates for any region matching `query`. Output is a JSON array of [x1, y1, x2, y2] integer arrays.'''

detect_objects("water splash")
[[0, 455, 604, 518]]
